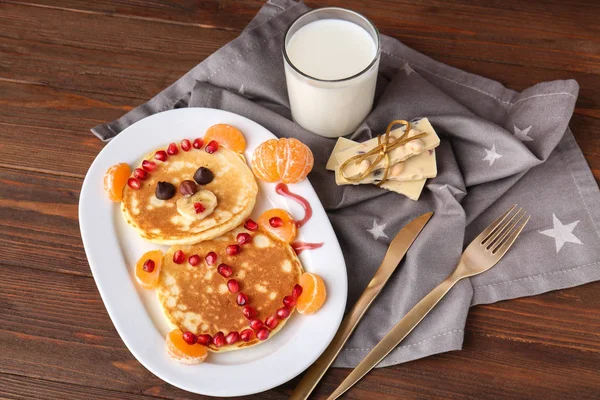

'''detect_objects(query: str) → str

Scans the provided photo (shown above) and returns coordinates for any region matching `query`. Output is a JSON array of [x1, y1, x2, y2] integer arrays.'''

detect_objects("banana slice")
[[177, 190, 217, 221]]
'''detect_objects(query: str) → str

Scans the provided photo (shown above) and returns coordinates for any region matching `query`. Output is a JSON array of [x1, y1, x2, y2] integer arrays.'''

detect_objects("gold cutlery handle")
[[290, 212, 434, 400], [327, 272, 462, 400], [327, 205, 529, 399], [289, 256, 404, 399]]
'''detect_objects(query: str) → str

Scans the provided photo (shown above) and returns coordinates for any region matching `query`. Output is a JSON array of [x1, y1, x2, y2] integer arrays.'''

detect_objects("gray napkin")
[[92, 0, 600, 368]]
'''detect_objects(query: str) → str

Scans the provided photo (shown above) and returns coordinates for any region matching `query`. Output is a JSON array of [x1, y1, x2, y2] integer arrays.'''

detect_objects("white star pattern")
[[514, 125, 533, 142], [439, 184, 465, 196], [539, 214, 582, 253], [367, 220, 388, 240], [483, 144, 502, 166], [402, 63, 414, 76], [238, 84, 245, 95]]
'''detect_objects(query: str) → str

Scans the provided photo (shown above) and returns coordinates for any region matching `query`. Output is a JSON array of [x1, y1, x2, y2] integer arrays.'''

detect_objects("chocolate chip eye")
[[155, 181, 176, 200], [194, 167, 214, 185]]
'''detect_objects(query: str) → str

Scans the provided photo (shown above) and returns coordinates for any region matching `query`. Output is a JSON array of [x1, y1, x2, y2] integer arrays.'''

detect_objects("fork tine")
[[488, 210, 525, 250], [480, 204, 517, 245], [486, 208, 524, 250], [492, 215, 530, 255]]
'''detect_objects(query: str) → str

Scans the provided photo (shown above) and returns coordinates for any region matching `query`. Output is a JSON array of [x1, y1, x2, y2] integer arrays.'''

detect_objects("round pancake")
[[121, 145, 258, 245], [157, 226, 303, 352]]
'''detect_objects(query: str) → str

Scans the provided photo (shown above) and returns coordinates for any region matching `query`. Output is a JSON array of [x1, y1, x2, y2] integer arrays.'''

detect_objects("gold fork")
[[327, 205, 530, 399]]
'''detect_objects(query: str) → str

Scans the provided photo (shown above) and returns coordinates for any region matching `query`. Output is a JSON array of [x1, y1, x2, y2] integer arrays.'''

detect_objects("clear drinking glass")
[[283, 8, 381, 138]]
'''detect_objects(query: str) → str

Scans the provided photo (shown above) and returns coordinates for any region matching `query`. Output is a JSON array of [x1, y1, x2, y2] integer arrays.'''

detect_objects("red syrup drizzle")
[[275, 183, 323, 254], [275, 183, 313, 228], [291, 241, 324, 255]]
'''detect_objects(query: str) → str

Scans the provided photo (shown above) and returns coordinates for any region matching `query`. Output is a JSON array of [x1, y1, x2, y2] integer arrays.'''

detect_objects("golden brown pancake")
[[157, 226, 303, 352], [121, 144, 258, 245]]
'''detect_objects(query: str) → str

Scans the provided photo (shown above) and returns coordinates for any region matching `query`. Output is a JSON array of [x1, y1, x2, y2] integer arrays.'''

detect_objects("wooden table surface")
[[1, 0, 599, 399]]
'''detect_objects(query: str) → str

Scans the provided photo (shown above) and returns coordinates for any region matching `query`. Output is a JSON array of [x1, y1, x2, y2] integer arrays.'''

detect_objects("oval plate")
[[79, 108, 347, 397]]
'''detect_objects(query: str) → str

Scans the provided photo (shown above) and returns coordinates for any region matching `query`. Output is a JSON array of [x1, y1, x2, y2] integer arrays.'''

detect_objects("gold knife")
[[327, 205, 530, 399], [289, 212, 433, 400]]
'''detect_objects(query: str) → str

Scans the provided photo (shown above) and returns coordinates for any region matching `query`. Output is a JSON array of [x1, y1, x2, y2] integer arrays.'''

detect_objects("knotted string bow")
[[339, 120, 427, 186]]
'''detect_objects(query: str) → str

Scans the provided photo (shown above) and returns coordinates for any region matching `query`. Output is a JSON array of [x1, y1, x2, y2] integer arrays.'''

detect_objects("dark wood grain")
[[1, 0, 599, 399], [0, 2, 237, 100], [0, 167, 89, 276], [1, 0, 599, 110], [0, 374, 148, 400]]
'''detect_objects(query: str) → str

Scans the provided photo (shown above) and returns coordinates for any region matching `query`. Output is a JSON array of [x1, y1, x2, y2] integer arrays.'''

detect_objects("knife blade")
[[289, 212, 433, 400]]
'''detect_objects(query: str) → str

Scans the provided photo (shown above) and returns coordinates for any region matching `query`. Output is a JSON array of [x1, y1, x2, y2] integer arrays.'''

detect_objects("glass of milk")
[[283, 8, 380, 138]]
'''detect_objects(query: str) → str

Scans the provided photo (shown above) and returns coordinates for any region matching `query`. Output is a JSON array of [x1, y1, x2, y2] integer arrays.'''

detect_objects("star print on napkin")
[[402, 62, 414, 76], [367, 220, 388, 240], [539, 214, 583, 253], [483, 144, 502, 166], [238, 84, 245, 95], [514, 125, 534, 142]]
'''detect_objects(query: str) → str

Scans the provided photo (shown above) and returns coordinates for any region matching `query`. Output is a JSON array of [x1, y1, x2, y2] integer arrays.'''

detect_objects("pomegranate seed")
[[265, 315, 279, 330], [205, 140, 219, 154], [205, 251, 217, 266], [283, 295, 296, 308], [194, 202, 205, 213], [227, 279, 240, 293], [127, 178, 140, 190], [181, 139, 191, 151], [142, 160, 157, 172], [276, 306, 291, 319], [173, 250, 185, 264], [154, 150, 167, 161], [225, 331, 240, 345], [226, 244, 241, 256], [244, 219, 258, 231], [142, 259, 155, 273], [133, 168, 148, 180], [213, 331, 225, 348], [292, 284, 303, 299], [240, 329, 254, 342], [217, 263, 233, 277], [237, 292, 249, 306], [188, 254, 200, 266], [249, 319, 264, 331], [256, 328, 270, 341], [236, 233, 252, 245], [182, 331, 197, 345], [269, 217, 283, 228], [242, 305, 256, 319], [193, 138, 204, 149], [167, 142, 179, 155], [197, 334, 212, 346]]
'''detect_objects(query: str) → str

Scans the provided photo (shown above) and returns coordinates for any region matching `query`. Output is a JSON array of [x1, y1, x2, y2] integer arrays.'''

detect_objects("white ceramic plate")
[[79, 108, 347, 397]]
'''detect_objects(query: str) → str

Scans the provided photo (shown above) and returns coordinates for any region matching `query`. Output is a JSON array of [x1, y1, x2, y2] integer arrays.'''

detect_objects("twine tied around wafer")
[[338, 120, 427, 186]]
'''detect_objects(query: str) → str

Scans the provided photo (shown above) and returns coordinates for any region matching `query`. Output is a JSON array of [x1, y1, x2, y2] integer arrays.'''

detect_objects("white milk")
[[284, 18, 379, 138]]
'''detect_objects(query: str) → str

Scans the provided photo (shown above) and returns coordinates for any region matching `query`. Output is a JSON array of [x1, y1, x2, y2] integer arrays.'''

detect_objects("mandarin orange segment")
[[296, 272, 326, 314], [103, 163, 131, 202], [280, 138, 314, 184], [252, 139, 279, 182], [204, 124, 246, 153], [257, 208, 297, 243], [251, 138, 313, 184], [251, 139, 280, 182], [275, 138, 289, 180], [166, 329, 208, 365], [135, 250, 163, 289]]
